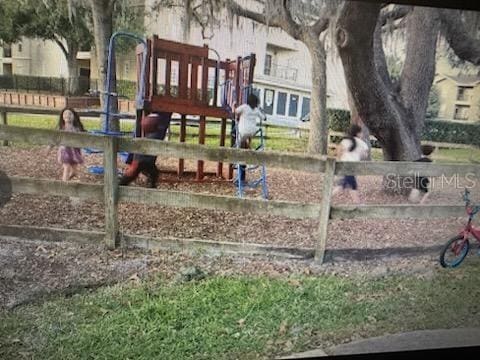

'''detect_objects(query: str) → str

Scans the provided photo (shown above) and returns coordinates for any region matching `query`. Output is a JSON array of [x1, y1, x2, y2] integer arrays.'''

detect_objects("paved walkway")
[[281, 328, 480, 358]]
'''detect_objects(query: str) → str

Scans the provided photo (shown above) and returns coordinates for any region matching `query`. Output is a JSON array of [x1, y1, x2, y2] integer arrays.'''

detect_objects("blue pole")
[[103, 31, 148, 133]]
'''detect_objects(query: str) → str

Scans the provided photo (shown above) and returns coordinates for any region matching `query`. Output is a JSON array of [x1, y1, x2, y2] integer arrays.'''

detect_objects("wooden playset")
[[135, 35, 256, 180]]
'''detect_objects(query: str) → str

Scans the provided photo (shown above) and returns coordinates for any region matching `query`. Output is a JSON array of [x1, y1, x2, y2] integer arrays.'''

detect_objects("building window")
[[457, 86, 473, 101], [79, 68, 90, 77], [264, 54, 272, 76], [276, 92, 287, 115], [17, 43, 22, 53], [301, 97, 310, 119], [263, 89, 275, 115], [288, 94, 299, 117], [3, 45, 12, 58], [454, 105, 470, 120]]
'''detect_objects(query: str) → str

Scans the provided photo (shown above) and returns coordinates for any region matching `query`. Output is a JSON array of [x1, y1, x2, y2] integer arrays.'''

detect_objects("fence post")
[[1, 111, 7, 146], [314, 157, 336, 264], [103, 135, 119, 249]]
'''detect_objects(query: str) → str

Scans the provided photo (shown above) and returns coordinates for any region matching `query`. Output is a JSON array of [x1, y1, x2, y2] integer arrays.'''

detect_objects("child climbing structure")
[[134, 35, 256, 181]]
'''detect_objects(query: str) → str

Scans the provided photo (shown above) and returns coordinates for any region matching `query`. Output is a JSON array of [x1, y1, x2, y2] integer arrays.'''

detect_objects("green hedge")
[[328, 108, 351, 132], [423, 119, 480, 147], [325, 109, 480, 147]]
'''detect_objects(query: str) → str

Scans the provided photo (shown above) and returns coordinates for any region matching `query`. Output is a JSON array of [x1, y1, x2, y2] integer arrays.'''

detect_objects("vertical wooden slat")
[[213, 62, 219, 107], [196, 115, 206, 181], [217, 117, 227, 178], [179, 54, 189, 99], [201, 55, 209, 104], [103, 136, 119, 250], [314, 157, 336, 264], [150, 37, 158, 97], [178, 114, 187, 176], [145, 39, 152, 99], [235, 57, 241, 105], [1, 111, 8, 146], [165, 54, 171, 96], [190, 58, 198, 102]]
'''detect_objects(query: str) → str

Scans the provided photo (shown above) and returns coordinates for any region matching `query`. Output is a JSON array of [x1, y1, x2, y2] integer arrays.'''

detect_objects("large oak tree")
[[335, 2, 480, 162]]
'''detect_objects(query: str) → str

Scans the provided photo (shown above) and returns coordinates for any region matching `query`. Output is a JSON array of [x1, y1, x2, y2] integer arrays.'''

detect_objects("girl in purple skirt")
[[57, 107, 85, 182]]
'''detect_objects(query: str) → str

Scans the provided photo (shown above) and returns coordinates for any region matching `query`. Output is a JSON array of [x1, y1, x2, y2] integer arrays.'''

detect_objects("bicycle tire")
[[439, 235, 470, 268]]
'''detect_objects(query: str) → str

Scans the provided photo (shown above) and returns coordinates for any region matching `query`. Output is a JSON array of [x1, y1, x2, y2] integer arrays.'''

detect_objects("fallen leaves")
[[278, 320, 288, 336], [129, 273, 141, 284], [288, 279, 301, 287]]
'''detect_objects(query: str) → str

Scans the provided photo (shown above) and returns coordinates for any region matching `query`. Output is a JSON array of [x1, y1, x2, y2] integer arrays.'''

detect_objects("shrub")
[[327, 108, 351, 132], [423, 119, 480, 146]]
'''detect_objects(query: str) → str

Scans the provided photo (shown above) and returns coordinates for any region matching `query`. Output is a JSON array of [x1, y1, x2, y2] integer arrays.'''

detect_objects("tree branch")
[[373, 15, 393, 90], [312, 17, 329, 36], [336, 1, 393, 137], [280, 0, 303, 40], [440, 9, 480, 65], [379, 5, 412, 26], [226, 0, 302, 40], [399, 6, 440, 130], [226, 0, 271, 26], [53, 36, 69, 58]]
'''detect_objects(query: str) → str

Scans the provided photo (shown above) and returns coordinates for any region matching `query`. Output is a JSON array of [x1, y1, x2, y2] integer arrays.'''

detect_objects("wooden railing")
[[1, 123, 479, 264]]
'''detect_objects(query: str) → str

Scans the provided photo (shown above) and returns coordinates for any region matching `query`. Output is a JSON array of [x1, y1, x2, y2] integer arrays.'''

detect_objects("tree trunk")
[[90, 0, 119, 132], [336, 2, 427, 162], [304, 34, 328, 155], [347, 87, 371, 160], [337, 2, 438, 195], [66, 45, 80, 96]]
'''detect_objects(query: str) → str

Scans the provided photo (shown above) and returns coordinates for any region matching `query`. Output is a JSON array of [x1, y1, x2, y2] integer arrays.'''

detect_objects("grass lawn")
[[1, 260, 480, 359], [5, 114, 479, 162]]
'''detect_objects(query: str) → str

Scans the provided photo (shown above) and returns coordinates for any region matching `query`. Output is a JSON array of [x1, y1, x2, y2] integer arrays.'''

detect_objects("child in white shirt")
[[234, 93, 266, 149], [233, 94, 266, 184], [332, 124, 369, 204]]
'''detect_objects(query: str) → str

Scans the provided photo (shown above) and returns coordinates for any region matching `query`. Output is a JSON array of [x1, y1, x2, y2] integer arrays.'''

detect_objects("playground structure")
[[129, 35, 256, 181], [72, 32, 267, 195]]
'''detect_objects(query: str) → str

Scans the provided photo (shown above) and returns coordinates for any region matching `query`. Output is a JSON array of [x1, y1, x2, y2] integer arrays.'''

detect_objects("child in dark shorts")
[[409, 144, 435, 204], [119, 112, 172, 188], [332, 125, 369, 204]]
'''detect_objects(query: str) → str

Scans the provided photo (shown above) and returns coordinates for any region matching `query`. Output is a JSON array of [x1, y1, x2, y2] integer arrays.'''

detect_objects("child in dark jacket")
[[119, 112, 172, 188]]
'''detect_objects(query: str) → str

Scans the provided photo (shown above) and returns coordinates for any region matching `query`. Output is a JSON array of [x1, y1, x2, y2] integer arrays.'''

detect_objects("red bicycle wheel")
[[440, 235, 470, 268]]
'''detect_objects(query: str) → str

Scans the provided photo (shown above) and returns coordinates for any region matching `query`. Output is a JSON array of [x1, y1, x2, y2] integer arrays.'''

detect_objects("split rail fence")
[[1, 107, 479, 263]]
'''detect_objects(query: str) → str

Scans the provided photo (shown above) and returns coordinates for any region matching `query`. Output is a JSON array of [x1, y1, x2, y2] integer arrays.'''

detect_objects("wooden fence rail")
[[2, 105, 477, 152], [1, 123, 479, 263]]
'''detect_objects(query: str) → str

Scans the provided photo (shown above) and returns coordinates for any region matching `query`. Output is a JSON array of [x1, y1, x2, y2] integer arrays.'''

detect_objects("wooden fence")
[[1, 123, 478, 264], [2, 105, 476, 156]]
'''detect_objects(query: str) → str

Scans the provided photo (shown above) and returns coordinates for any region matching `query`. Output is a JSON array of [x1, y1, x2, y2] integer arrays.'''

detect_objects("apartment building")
[[435, 73, 480, 121], [0, 38, 91, 79], [138, 1, 349, 120], [4, 2, 478, 122]]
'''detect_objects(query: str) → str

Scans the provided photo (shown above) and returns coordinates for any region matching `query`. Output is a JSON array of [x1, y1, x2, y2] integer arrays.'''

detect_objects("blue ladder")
[[233, 116, 268, 200]]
